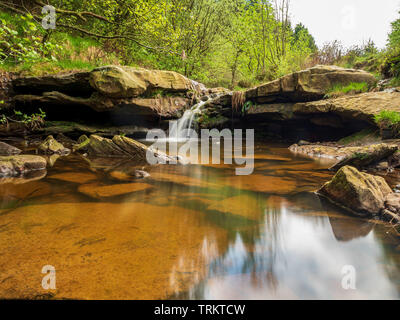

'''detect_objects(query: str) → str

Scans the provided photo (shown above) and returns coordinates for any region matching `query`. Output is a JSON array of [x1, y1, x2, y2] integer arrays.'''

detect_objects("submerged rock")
[[0, 155, 47, 177], [38, 135, 70, 155], [0, 141, 21, 156], [78, 182, 153, 199], [317, 166, 392, 216]]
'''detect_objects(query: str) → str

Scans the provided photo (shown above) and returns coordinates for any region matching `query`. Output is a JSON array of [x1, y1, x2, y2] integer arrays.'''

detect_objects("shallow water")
[[1, 142, 400, 300]]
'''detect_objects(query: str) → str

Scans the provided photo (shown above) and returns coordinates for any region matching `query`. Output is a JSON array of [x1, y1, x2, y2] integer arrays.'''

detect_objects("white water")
[[168, 100, 206, 141]]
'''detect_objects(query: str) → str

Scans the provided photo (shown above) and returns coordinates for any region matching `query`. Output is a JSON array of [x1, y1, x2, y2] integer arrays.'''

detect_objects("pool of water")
[[0, 142, 400, 300]]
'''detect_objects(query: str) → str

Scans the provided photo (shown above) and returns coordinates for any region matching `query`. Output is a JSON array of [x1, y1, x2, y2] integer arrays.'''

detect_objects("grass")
[[325, 82, 369, 98], [374, 110, 400, 125]]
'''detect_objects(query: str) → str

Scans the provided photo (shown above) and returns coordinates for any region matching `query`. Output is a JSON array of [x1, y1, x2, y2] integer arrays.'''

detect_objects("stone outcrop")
[[0, 155, 47, 177], [246, 65, 376, 103], [9, 65, 207, 121], [38, 135, 70, 155], [293, 91, 400, 124], [89, 66, 204, 98], [0, 141, 21, 155], [317, 166, 393, 216]]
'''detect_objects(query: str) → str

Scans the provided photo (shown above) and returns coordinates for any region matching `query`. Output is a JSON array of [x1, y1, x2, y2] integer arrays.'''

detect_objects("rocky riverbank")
[[2, 64, 400, 231]]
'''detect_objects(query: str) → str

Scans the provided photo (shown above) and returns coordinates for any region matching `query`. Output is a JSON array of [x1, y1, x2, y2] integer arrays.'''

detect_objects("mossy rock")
[[38, 135, 70, 155], [318, 165, 392, 216]]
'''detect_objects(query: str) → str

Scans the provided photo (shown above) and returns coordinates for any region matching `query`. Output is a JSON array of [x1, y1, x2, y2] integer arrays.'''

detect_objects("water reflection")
[[0, 143, 400, 299]]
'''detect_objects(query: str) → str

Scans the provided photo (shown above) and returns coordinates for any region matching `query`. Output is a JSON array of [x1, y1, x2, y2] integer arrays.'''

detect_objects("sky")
[[290, 0, 400, 49]]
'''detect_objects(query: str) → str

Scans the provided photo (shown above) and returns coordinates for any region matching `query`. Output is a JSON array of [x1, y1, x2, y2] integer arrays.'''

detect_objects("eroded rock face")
[[0, 141, 21, 156], [317, 166, 392, 216], [11, 65, 206, 121], [246, 65, 377, 103], [0, 155, 47, 177]]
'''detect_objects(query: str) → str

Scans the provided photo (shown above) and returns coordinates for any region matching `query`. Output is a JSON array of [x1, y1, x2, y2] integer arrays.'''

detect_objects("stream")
[[0, 142, 400, 299]]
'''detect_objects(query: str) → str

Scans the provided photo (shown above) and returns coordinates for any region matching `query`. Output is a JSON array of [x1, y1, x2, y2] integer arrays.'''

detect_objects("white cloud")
[[290, 0, 400, 48]]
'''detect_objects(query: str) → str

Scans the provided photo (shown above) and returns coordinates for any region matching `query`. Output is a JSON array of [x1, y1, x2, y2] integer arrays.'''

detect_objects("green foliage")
[[389, 11, 400, 48], [14, 109, 47, 130], [325, 82, 369, 98], [0, 12, 62, 64], [374, 111, 400, 125], [1, 1, 320, 87]]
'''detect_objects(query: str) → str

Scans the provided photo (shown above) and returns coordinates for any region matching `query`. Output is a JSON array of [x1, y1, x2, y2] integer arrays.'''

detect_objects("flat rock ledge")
[[0, 155, 47, 177], [289, 143, 398, 171]]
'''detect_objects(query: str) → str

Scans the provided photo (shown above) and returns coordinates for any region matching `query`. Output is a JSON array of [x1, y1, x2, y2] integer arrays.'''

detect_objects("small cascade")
[[168, 100, 206, 141]]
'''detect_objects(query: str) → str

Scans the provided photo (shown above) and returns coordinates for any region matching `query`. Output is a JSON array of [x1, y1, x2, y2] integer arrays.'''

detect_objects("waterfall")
[[168, 100, 206, 141]]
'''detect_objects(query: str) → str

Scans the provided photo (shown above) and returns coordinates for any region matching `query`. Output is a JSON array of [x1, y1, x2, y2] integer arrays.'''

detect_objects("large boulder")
[[89, 66, 204, 98], [246, 65, 376, 103], [86, 134, 174, 164], [0, 141, 21, 155], [317, 166, 393, 216], [0, 155, 47, 177]]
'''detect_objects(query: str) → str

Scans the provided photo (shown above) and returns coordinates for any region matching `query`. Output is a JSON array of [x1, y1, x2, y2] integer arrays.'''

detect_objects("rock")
[[48, 172, 97, 184], [330, 143, 398, 171], [109, 169, 150, 181], [388, 150, 400, 168], [89, 65, 203, 98], [375, 161, 389, 171], [87, 134, 174, 163], [38, 135, 70, 155], [87, 135, 129, 157], [246, 65, 376, 103], [317, 166, 393, 216], [293, 91, 400, 125], [0, 155, 47, 177], [78, 182, 152, 199], [384, 193, 400, 214], [245, 103, 295, 121], [73, 135, 90, 152], [290, 143, 398, 169], [0, 141, 21, 155], [298, 140, 311, 146], [11, 66, 207, 121]]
